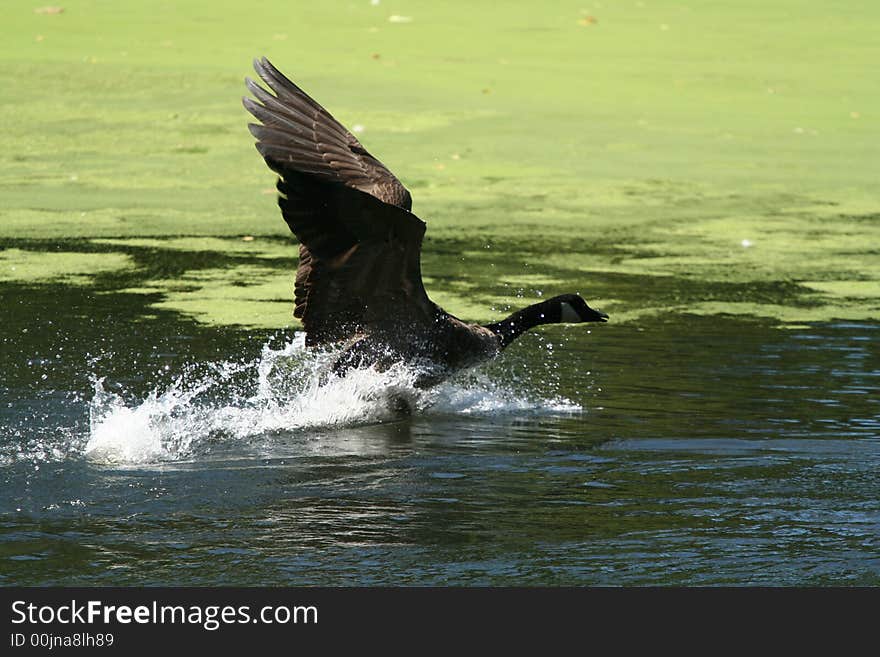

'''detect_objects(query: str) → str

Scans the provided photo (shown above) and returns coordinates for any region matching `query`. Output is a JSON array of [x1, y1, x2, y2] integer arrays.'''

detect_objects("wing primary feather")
[[245, 57, 415, 210]]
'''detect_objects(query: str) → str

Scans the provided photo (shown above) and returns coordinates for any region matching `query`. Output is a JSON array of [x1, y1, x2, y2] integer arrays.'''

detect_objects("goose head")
[[483, 293, 608, 349], [554, 294, 609, 323]]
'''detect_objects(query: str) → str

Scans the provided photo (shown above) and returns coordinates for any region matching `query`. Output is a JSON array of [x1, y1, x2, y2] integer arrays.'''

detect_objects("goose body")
[[243, 58, 607, 386]]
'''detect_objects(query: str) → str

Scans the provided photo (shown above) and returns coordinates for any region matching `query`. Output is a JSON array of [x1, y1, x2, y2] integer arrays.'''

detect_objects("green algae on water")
[[1, 0, 878, 327]]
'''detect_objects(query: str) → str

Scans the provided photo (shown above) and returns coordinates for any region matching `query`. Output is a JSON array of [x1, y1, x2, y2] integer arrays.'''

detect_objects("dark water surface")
[[1, 282, 879, 585]]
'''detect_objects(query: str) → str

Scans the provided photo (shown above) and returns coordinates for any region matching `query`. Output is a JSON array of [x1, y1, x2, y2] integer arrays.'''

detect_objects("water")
[[2, 287, 879, 585]]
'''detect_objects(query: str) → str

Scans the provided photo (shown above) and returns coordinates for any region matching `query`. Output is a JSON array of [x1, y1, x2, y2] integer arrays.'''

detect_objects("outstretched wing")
[[243, 58, 432, 346]]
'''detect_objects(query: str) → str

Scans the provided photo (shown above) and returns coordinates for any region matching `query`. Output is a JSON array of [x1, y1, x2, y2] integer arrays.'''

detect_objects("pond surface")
[[2, 282, 878, 585], [3, 0, 879, 588]]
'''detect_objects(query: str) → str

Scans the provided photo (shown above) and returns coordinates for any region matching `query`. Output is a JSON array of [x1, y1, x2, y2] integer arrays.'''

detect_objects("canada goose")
[[243, 58, 607, 386]]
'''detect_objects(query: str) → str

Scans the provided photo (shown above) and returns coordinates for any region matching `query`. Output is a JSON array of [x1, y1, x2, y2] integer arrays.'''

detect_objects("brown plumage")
[[243, 58, 608, 385]]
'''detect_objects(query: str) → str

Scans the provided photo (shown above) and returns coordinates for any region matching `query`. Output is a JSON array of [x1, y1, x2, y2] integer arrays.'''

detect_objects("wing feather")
[[244, 57, 413, 210]]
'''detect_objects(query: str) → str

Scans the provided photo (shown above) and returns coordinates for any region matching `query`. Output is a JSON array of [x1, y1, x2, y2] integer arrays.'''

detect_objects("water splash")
[[81, 333, 580, 465]]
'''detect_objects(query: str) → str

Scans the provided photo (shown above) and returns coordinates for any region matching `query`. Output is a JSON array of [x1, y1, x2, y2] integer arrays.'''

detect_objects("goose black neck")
[[484, 298, 565, 349]]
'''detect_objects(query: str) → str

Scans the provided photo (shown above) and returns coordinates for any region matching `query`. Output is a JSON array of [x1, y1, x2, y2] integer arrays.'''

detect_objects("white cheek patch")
[[560, 302, 582, 323]]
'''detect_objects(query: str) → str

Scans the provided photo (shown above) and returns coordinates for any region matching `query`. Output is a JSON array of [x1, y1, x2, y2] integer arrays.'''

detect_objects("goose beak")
[[595, 311, 609, 323], [586, 308, 609, 323]]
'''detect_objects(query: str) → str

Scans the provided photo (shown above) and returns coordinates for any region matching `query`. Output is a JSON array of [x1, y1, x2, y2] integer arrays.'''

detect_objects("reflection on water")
[[1, 283, 879, 584]]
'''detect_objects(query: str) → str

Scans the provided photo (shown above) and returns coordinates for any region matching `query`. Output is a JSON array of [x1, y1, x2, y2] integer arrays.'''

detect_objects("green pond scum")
[[1, 2, 879, 587], [1, 0, 878, 327]]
